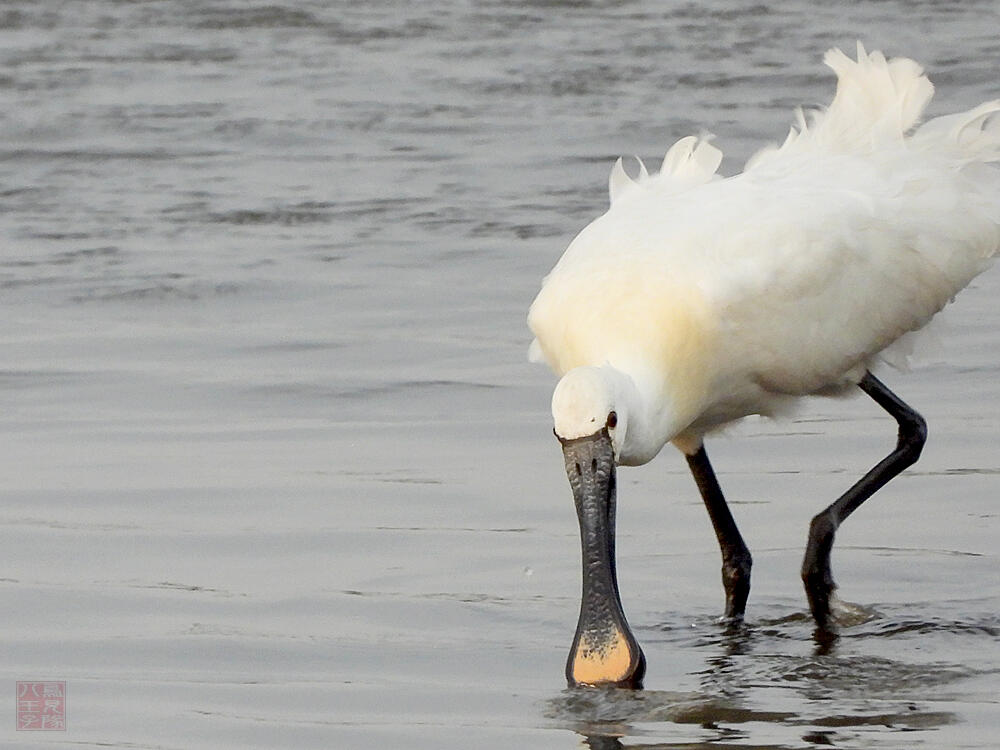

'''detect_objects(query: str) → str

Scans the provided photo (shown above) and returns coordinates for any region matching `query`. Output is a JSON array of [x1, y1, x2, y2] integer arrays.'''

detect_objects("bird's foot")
[[721, 551, 752, 621], [802, 511, 838, 630], [802, 565, 837, 632]]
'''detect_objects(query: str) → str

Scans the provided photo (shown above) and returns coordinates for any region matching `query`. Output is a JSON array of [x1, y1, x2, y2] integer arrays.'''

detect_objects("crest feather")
[[608, 156, 649, 205]]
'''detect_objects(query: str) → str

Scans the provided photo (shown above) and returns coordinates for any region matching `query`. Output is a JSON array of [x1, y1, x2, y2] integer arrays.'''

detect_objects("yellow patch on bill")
[[570, 629, 635, 686]]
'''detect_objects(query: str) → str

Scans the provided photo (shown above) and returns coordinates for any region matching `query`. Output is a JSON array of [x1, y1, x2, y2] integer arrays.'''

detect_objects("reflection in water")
[[583, 738, 791, 750], [547, 613, 973, 748], [811, 625, 838, 657], [697, 619, 755, 695]]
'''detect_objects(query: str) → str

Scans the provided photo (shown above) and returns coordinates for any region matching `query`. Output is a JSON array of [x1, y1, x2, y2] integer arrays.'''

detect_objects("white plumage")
[[529, 44, 1000, 464]]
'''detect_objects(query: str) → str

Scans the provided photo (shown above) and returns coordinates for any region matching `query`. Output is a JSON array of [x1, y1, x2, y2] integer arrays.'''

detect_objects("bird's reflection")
[[694, 619, 755, 700], [560, 620, 781, 749], [554, 611, 958, 749], [583, 735, 623, 750], [811, 625, 839, 656]]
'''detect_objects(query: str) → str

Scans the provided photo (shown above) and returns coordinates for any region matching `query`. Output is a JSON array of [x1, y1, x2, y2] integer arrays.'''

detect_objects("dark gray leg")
[[686, 446, 752, 619], [802, 371, 927, 629]]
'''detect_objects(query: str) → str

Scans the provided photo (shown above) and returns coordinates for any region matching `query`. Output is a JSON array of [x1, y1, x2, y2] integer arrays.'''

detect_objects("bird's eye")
[[606, 411, 618, 429]]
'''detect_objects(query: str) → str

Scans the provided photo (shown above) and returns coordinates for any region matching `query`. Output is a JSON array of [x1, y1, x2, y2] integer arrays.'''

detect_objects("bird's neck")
[[611, 367, 686, 466]]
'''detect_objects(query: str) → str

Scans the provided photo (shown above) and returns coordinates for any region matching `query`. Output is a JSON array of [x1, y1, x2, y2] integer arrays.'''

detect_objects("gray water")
[[1, 1, 998, 748]]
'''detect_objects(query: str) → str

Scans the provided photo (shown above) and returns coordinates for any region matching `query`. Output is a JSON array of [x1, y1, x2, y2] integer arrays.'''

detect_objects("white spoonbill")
[[528, 44, 1000, 688]]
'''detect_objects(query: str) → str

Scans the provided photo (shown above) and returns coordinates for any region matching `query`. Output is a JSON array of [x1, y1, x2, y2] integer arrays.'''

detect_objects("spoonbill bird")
[[528, 44, 1000, 688]]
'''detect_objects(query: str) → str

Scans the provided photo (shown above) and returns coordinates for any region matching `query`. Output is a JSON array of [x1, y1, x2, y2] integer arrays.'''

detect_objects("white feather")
[[528, 45, 1000, 464], [608, 156, 650, 205], [659, 135, 723, 186]]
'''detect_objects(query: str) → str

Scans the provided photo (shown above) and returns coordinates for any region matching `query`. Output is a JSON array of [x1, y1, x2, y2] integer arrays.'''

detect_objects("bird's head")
[[551, 366, 627, 458]]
